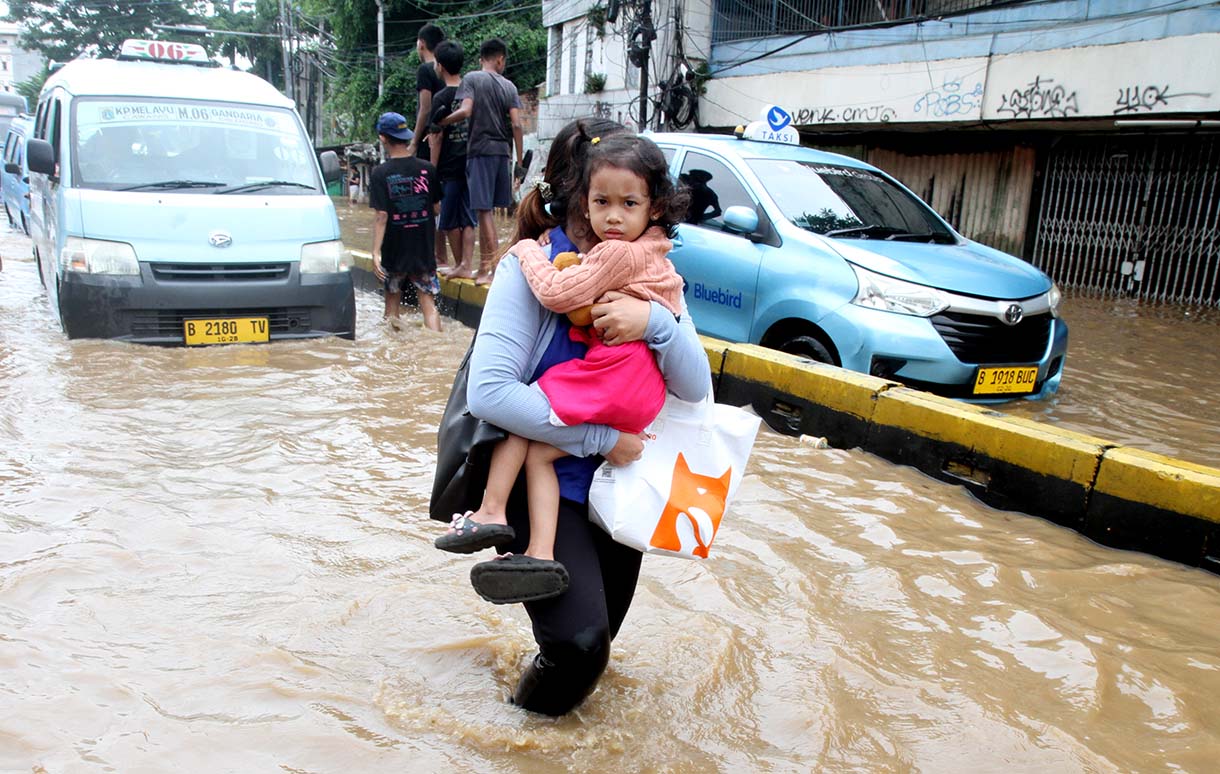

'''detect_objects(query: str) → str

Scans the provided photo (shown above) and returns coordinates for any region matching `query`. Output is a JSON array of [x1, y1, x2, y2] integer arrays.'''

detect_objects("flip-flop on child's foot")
[[469, 554, 569, 604], [434, 511, 515, 554]]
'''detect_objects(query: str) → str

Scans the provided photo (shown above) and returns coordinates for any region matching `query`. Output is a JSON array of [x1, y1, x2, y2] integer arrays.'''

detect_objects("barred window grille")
[[548, 25, 562, 96], [711, 0, 1030, 44], [1032, 135, 1220, 306]]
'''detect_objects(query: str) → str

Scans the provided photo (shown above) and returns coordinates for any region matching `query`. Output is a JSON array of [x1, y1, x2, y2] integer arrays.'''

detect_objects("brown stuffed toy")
[[552, 251, 595, 327]]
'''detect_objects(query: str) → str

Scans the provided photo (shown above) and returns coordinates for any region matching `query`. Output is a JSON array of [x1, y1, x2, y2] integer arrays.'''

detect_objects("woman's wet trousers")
[[503, 494, 643, 716]]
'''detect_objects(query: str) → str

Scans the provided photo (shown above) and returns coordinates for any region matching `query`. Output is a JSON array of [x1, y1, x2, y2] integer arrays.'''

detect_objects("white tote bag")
[[588, 393, 761, 559]]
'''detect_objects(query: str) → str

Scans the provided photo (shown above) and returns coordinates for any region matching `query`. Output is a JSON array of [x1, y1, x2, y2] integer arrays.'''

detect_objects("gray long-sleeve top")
[[467, 251, 712, 458]]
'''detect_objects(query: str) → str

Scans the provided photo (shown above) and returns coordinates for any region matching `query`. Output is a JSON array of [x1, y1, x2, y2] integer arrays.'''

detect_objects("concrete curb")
[[351, 251, 1220, 574]]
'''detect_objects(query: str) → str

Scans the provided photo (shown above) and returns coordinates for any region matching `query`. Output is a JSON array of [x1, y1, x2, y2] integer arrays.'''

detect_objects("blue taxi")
[[652, 109, 1068, 400]]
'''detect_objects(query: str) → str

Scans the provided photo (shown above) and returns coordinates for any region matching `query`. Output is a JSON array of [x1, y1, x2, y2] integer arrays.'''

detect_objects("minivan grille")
[[128, 308, 312, 338], [931, 311, 1052, 364], [150, 263, 290, 282]]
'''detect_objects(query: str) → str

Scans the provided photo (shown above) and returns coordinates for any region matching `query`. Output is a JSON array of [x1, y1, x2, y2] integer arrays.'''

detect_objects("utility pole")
[[278, 0, 293, 100], [628, 0, 656, 131], [375, 0, 385, 99]]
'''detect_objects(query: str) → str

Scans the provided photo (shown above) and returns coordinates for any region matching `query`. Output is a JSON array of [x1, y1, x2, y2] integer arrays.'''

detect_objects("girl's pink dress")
[[514, 227, 684, 434]]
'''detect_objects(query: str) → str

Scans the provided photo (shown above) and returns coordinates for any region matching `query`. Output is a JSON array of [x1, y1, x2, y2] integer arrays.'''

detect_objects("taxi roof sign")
[[119, 39, 211, 65], [740, 105, 800, 145]]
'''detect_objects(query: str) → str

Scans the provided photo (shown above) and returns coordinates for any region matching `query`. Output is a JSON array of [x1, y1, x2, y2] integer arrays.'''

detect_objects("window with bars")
[[567, 24, 578, 95], [711, 0, 1037, 44], [548, 25, 562, 97]]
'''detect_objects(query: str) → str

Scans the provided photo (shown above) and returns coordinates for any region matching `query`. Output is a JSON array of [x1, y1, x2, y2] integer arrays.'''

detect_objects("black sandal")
[[434, 512, 516, 554], [470, 555, 570, 604]]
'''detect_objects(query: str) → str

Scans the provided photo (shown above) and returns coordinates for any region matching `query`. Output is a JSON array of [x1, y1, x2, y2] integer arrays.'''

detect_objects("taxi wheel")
[[778, 334, 835, 365]]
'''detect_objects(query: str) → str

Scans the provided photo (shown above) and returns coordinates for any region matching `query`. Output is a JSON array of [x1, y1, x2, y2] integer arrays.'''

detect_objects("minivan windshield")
[[747, 159, 956, 243], [72, 98, 320, 193]]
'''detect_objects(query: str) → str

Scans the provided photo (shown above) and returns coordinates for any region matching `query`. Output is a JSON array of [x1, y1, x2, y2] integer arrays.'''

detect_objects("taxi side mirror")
[[723, 205, 759, 236], [319, 150, 341, 184], [4, 162, 17, 174]]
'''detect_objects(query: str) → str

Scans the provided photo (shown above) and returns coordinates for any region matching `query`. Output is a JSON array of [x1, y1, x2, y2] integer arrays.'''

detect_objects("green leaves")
[[5, 0, 204, 61]]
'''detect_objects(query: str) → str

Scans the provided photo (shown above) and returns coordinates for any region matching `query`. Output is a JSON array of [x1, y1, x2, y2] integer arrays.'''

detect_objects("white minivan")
[[27, 40, 353, 345]]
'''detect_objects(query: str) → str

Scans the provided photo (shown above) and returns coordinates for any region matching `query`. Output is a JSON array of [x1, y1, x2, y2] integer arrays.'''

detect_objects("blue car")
[[653, 124, 1068, 401], [2, 113, 33, 235]]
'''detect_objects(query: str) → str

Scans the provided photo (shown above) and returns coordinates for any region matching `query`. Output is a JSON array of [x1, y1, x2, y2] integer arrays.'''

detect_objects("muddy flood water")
[[3, 225, 1220, 772]]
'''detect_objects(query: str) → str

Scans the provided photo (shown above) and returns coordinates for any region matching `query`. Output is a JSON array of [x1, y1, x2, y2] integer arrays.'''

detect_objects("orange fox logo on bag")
[[649, 453, 732, 558]]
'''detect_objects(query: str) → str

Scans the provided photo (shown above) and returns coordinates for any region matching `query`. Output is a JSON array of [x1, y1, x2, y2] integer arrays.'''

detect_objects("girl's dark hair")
[[580, 134, 689, 239], [509, 116, 628, 246]]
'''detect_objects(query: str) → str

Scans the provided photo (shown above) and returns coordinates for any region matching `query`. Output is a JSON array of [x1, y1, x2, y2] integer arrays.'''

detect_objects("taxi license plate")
[[973, 366, 1039, 395], [183, 317, 269, 346]]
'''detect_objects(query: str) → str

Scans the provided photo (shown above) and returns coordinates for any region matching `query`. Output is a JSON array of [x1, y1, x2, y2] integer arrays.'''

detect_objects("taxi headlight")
[[1048, 283, 1062, 317], [300, 240, 349, 274], [850, 263, 948, 317], [61, 237, 139, 275]]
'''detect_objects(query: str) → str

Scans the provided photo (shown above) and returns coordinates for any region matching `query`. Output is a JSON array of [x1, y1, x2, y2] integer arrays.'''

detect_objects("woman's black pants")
[[503, 495, 642, 716]]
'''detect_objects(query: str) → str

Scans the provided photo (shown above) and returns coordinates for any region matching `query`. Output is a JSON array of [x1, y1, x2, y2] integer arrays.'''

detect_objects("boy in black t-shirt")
[[370, 112, 443, 332], [428, 40, 476, 280], [407, 23, 445, 162]]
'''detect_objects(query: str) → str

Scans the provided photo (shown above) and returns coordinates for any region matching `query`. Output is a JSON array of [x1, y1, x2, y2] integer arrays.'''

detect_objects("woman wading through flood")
[[432, 117, 710, 715]]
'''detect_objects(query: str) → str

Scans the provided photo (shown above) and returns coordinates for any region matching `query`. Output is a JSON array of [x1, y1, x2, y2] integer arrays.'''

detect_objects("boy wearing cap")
[[369, 112, 444, 332]]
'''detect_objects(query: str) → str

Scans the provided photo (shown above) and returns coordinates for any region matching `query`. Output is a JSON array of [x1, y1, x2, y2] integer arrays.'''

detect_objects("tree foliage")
[[2, 0, 547, 146], [14, 66, 50, 106], [4, 0, 207, 61], [306, 0, 546, 144], [210, 0, 286, 89]]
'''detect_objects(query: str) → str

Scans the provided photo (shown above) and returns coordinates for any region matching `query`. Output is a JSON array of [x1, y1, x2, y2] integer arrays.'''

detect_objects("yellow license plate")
[[973, 365, 1039, 395], [183, 317, 269, 346]]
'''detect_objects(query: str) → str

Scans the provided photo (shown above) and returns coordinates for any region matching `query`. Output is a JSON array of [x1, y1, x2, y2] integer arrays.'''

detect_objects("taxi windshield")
[[748, 159, 955, 242], [73, 98, 320, 193]]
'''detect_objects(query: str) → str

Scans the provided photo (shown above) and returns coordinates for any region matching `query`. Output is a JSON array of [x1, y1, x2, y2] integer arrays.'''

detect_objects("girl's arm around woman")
[[467, 254, 620, 458]]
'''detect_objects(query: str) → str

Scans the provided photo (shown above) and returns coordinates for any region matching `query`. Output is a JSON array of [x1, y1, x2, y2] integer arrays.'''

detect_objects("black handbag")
[[429, 336, 508, 523]]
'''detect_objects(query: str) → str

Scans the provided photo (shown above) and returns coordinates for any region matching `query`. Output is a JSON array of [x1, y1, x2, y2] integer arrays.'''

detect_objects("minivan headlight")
[[300, 240, 350, 274], [1048, 283, 1062, 317], [850, 263, 948, 317], [61, 237, 139, 275]]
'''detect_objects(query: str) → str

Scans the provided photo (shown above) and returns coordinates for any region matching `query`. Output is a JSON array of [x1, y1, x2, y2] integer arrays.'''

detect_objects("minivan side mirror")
[[4, 162, 17, 175], [26, 138, 55, 177], [723, 205, 760, 236], [319, 150, 341, 184]]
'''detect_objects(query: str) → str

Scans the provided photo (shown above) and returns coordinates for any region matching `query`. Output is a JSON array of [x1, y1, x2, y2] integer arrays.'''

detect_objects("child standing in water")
[[435, 134, 688, 602]]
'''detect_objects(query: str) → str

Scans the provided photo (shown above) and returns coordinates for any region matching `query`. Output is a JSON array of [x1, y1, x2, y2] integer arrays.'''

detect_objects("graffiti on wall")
[[996, 75, 1080, 119], [1113, 85, 1213, 114], [789, 105, 898, 125], [914, 78, 985, 118]]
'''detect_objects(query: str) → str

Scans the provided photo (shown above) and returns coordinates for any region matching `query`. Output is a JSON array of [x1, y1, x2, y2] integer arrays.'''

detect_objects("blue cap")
[[375, 112, 414, 141]]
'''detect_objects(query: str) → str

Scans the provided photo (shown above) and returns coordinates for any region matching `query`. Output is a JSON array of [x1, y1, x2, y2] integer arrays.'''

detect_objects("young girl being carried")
[[434, 133, 688, 602]]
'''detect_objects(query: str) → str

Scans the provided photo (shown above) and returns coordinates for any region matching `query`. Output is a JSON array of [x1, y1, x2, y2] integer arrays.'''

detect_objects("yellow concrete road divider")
[[1088, 449, 1220, 571], [348, 257, 1220, 574], [867, 387, 1109, 531]]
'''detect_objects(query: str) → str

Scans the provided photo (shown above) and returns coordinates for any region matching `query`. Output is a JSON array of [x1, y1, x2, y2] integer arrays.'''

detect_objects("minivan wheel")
[[20, 213, 28, 235], [778, 334, 835, 364]]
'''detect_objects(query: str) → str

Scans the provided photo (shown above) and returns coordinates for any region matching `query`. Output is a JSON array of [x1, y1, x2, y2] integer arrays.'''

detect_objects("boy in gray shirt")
[[438, 38, 523, 285]]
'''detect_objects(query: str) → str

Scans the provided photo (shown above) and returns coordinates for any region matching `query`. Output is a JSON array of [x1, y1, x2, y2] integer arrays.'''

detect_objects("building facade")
[[0, 22, 44, 95], [539, 0, 1220, 306]]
